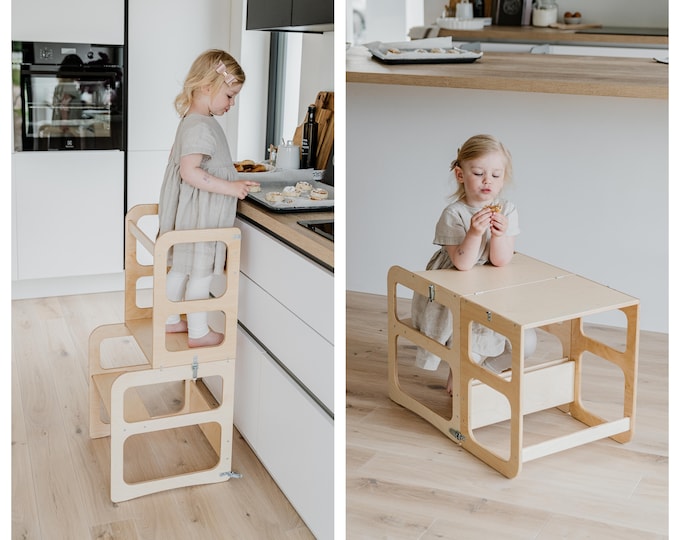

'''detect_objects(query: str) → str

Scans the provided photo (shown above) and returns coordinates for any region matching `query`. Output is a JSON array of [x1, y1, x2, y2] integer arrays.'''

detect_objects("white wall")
[[126, 0, 268, 210], [346, 83, 668, 333], [298, 33, 335, 123], [423, 0, 669, 27], [126, 4, 332, 208]]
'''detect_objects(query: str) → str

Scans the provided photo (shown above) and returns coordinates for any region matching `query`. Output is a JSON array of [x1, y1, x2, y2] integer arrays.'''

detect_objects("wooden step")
[[92, 372, 151, 422]]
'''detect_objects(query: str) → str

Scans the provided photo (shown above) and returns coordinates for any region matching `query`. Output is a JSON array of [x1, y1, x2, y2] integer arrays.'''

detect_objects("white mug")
[[277, 141, 300, 170]]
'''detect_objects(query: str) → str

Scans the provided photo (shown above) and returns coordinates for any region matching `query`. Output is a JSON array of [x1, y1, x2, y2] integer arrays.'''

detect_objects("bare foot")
[[188, 330, 224, 348], [166, 320, 188, 333], [446, 369, 453, 396]]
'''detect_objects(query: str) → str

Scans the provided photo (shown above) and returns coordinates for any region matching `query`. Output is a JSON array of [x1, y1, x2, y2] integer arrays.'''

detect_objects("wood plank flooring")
[[11, 291, 313, 540], [346, 291, 669, 540]]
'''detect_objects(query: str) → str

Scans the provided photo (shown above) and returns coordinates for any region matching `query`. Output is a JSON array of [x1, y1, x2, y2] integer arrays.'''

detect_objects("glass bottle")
[[301, 105, 318, 169]]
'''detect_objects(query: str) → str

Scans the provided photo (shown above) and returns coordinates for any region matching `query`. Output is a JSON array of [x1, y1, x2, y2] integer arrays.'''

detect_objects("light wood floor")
[[12, 291, 314, 540], [346, 291, 669, 540]]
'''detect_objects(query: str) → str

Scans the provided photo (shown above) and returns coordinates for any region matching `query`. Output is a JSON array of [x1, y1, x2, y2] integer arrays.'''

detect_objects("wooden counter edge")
[[346, 49, 668, 100], [437, 26, 668, 47]]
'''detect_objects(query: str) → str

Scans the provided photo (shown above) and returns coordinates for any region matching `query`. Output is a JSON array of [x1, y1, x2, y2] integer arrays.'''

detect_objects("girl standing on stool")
[[411, 134, 536, 394], [158, 50, 259, 348]]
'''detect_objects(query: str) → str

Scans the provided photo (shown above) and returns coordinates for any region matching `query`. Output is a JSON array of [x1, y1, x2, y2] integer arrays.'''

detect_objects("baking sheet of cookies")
[[247, 180, 334, 213], [365, 37, 482, 65]]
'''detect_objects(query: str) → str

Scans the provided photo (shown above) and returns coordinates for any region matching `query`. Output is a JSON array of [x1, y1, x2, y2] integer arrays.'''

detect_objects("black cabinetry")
[[247, 0, 333, 32]]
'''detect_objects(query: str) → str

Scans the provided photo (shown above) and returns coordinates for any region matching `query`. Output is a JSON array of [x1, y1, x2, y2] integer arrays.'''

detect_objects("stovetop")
[[298, 219, 334, 242]]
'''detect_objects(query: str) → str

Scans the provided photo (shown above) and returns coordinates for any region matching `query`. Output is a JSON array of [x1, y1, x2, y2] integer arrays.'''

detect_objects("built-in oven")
[[12, 41, 124, 151]]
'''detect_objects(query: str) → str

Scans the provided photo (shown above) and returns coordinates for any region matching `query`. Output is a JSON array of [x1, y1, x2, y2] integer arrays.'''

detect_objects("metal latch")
[[449, 428, 466, 442], [220, 471, 243, 479], [428, 284, 435, 302], [192, 356, 199, 381]]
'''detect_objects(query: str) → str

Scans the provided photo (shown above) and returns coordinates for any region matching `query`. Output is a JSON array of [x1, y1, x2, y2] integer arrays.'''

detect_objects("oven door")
[[12, 48, 124, 151]]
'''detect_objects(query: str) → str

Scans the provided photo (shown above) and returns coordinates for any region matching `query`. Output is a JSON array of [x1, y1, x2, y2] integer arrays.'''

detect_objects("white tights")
[[165, 270, 213, 339]]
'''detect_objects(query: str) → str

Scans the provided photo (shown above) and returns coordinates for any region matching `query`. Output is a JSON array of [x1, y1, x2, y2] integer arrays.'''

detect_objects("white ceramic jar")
[[456, 0, 473, 20], [532, 5, 558, 26], [277, 140, 300, 170]]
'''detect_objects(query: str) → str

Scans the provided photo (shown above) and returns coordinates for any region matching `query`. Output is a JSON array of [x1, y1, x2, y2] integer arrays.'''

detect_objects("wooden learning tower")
[[89, 204, 241, 502], [387, 253, 639, 478]]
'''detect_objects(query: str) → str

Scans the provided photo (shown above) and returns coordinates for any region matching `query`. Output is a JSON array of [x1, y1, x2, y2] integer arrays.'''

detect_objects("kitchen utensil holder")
[[88, 204, 241, 502], [387, 253, 639, 478]]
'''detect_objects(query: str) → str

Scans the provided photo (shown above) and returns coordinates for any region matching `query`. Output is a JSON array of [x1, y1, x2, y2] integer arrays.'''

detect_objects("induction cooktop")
[[298, 219, 334, 242]]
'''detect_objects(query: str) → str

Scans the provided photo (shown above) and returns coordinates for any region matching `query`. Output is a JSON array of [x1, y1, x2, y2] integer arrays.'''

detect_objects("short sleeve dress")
[[411, 199, 520, 370], [158, 114, 238, 278]]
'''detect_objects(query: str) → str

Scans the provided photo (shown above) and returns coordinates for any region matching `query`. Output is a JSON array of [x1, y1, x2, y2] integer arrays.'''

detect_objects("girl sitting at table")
[[411, 134, 536, 394]]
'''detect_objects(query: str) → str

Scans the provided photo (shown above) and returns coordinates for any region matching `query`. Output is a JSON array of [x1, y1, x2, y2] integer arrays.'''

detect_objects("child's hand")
[[470, 207, 493, 235], [489, 210, 508, 237], [230, 180, 260, 200]]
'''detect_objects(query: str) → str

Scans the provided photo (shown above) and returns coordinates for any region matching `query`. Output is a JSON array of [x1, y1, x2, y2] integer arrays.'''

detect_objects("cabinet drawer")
[[234, 327, 263, 443], [236, 217, 333, 343], [238, 273, 333, 412], [234, 327, 333, 540]]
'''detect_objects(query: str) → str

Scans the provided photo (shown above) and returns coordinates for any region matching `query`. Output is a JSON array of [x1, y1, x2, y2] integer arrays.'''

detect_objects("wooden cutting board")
[[548, 23, 603, 30], [293, 91, 334, 170]]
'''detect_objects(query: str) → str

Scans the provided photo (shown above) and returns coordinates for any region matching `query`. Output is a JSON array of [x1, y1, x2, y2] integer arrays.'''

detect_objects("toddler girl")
[[158, 49, 259, 348], [411, 134, 536, 393]]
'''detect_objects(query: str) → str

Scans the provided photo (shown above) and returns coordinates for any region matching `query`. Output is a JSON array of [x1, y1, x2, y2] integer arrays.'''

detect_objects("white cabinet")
[[237, 218, 334, 344], [12, 151, 124, 281], [11, 0, 124, 44], [235, 327, 334, 540], [550, 44, 668, 59], [233, 217, 334, 539], [451, 39, 668, 59]]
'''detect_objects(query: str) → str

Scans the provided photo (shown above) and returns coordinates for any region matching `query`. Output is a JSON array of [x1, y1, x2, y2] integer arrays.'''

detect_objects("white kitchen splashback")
[[11, 0, 124, 44]]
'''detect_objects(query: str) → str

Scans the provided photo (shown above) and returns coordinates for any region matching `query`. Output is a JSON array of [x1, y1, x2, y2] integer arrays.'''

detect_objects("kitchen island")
[[233, 198, 334, 540], [346, 46, 667, 98], [346, 45, 668, 333]]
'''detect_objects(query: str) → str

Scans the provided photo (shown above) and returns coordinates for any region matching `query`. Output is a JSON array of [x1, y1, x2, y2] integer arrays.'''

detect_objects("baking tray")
[[247, 180, 334, 213], [366, 38, 482, 65]]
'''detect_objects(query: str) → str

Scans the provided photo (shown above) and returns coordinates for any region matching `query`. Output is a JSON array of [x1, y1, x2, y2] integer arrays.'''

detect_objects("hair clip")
[[215, 61, 236, 86]]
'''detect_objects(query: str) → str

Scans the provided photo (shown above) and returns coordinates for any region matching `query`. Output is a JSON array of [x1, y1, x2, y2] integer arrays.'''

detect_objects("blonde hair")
[[174, 49, 245, 116], [449, 134, 513, 201]]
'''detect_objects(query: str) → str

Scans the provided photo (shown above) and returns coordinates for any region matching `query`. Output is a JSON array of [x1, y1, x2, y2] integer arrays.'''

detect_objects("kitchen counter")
[[237, 198, 334, 270], [436, 25, 668, 48], [346, 46, 667, 99]]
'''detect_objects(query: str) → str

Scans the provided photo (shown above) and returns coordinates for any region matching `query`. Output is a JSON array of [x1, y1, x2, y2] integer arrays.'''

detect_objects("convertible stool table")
[[89, 204, 242, 501], [387, 253, 639, 478]]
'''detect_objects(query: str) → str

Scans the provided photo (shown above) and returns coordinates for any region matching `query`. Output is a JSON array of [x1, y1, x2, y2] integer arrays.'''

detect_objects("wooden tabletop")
[[437, 25, 668, 47], [237, 199, 334, 270], [346, 46, 668, 99]]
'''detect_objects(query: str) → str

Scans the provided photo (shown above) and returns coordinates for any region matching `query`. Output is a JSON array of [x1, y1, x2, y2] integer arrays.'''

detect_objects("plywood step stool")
[[89, 204, 242, 502], [387, 253, 639, 478]]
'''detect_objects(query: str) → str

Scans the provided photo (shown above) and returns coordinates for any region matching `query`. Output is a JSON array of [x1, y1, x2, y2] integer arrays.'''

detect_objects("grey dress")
[[411, 199, 520, 370], [158, 114, 238, 278]]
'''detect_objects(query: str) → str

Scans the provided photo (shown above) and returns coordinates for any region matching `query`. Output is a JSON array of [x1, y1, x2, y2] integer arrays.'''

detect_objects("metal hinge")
[[192, 356, 199, 381], [428, 284, 435, 302], [449, 428, 466, 442], [220, 471, 243, 479]]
